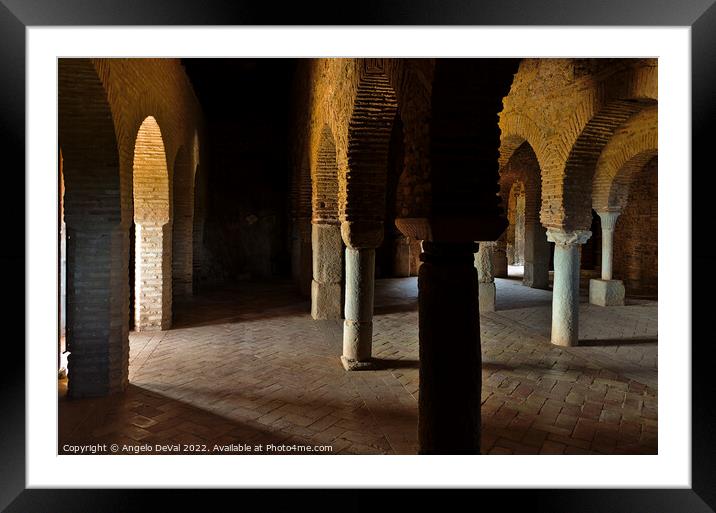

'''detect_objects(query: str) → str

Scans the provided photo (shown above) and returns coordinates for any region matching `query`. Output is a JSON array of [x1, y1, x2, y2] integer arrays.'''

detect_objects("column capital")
[[546, 229, 592, 246], [596, 210, 621, 231], [340, 220, 384, 249]]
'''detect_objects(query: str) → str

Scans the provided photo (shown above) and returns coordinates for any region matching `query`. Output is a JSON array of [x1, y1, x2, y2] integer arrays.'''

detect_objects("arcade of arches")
[[58, 58, 658, 455]]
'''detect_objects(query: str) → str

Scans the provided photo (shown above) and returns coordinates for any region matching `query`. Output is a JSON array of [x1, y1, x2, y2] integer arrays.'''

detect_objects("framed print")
[[2, 0, 714, 510]]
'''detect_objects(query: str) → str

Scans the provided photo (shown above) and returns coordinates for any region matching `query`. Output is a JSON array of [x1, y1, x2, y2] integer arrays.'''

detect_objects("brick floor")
[[59, 274, 657, 455]]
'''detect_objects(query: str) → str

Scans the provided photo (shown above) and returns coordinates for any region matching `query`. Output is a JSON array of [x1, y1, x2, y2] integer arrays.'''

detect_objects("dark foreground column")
[[418, 241, 481, 454]]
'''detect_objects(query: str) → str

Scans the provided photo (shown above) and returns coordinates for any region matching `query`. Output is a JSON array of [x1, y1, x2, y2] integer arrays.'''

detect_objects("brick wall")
[[592, 107, 658, 211], [613, 157, 658, 296]]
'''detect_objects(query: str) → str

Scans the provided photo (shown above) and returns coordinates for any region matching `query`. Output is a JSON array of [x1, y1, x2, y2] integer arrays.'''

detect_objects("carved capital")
[[596, 210, 621, 232], [546, 229, 592, 246]]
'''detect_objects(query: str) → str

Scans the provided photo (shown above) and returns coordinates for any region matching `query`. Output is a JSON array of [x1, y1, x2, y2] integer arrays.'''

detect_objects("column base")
[[342, 318, 373, 367], [340, 356, 374, 371], [478, 282, 496, 312], [589, 279, 625, 306]]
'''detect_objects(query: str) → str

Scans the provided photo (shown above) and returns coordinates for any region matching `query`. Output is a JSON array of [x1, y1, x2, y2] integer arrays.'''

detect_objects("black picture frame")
[[1, 1, 713, 511]]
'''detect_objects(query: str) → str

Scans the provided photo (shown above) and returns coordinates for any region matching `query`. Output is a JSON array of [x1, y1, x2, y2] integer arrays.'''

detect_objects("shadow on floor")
[[577, 338, 658, 347], [171, 282, 311, 329], [370, 358, 420, 370], [59, 383, 339, 455], [373, 302, 418, 316]]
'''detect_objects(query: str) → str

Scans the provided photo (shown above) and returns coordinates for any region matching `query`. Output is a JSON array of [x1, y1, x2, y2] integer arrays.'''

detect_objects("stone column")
[[418, 241, 481, 454], [599, 210, 619, 280], [341, 247, 375, 370], [492, 235, 509, 278], [589, 210, 625, 306], [523, 221, 550, 289], [311, 223, 343, 320], [340, 221, 382, 370], [475, 241, 496, 312], [393, 235, 412, 277], [547, 229, 591, 347]]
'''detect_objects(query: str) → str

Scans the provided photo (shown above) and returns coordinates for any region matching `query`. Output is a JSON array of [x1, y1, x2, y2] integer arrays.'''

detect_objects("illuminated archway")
[[132, 116, 172, 330]]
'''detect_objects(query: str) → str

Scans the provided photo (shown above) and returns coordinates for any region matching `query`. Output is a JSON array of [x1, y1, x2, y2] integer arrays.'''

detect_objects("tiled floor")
[[59, 274, 657, 455]]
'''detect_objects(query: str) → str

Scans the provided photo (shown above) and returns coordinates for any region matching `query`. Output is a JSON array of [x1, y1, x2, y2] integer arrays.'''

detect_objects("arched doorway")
[[132, 116, 172, 331]]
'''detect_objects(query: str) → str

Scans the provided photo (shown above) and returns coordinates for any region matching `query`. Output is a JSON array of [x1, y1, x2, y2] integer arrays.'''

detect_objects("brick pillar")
[[523, 221, 550, 289], [66, 223, 128, 397], [135, 222, 172, 331], [311, 222, 343, 320], [547, 229, 591, 346], [419, 241, 481, 454]]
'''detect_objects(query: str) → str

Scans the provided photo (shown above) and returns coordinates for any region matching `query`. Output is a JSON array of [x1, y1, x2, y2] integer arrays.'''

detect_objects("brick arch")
[[91, 60, 202, 231], [132, 116, 172, 330], [498, 115, 552, 175], [555, 97, 656, 231], [603, 60, 658, 102], [500, 141, 543, 227], [58, 58, 127, 397], [341, 66, 399, 244], [382, 59, 433, 219], [552, 60, 658, 231], [312, 125, 339, 223], [172, 144, 194, 298], [592, 107, 658, 211], [505, 181, 526, 264]]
